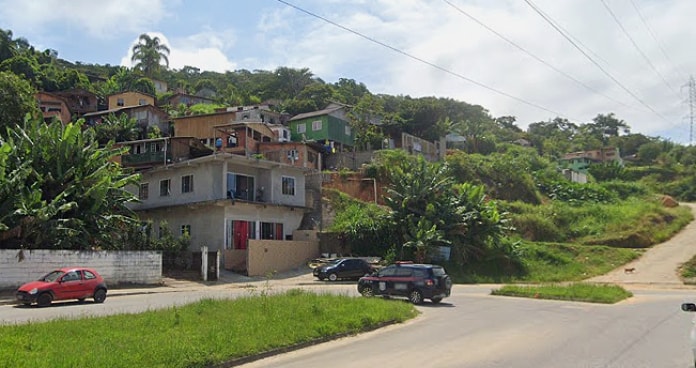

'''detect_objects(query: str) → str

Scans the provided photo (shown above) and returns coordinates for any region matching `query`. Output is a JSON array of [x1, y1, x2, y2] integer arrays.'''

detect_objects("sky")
[[1, 0, 695, 144]]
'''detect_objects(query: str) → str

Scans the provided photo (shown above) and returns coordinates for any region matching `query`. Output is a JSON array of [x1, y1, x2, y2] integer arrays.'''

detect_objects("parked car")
[[357, 262, 452, 304], [682, 303, 696, 367], [16, 267, 108, 307], [313, 258, 375, 281]]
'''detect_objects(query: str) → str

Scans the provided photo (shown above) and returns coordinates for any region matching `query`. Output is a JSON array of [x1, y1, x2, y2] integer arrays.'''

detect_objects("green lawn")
[[0, 290, 417, 368], [491, 283, 633, 304]]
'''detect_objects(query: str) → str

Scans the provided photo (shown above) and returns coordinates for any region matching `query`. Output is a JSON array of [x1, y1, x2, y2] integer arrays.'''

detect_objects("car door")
[[345, 259, 362, 279], [56, 270, 82, 300], [376, 265, 397, 295], [392, 267, 413, 297]]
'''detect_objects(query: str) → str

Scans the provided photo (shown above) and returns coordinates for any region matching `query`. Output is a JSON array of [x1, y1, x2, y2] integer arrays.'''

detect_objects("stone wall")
[[0, 249, 162, 289]]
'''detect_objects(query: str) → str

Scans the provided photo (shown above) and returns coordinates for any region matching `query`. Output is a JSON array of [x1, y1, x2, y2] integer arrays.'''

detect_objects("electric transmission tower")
[[685, 76, 696, 145]]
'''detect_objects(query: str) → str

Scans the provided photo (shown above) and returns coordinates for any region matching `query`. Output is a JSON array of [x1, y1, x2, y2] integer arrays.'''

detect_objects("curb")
[[213, 320, 402, 367]]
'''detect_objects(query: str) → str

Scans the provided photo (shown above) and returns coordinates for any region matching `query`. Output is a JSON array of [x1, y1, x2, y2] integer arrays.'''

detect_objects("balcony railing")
[[122, 151, 172, 166]]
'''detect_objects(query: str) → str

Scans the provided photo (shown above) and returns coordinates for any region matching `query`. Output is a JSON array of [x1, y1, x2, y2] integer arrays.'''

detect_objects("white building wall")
[[0, 249, 161, 289]]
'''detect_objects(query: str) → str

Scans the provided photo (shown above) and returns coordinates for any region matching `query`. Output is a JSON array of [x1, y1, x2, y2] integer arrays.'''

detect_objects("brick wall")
[[0, 249, 162, 290]]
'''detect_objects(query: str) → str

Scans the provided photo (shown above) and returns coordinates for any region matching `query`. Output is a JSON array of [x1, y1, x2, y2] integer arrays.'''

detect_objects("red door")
[[56, 270, 84, 299], [233, 221, 248, 250]]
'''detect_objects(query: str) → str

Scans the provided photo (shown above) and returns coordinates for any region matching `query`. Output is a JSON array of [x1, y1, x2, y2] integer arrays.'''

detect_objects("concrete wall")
[[246, 239, 319, 277], [0, 249, 162, 290]]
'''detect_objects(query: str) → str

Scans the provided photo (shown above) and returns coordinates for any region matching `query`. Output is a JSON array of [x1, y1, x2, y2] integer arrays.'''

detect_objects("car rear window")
[[431, 267, 446, 277], [84, 270, 96, 279]]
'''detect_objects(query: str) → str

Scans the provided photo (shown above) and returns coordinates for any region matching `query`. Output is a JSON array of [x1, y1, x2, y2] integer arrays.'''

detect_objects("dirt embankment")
[[588, 203, 696, 288]]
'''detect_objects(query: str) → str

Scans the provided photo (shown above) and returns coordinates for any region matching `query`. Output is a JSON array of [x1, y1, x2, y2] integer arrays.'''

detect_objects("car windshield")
[[41, 270, 64, 282]]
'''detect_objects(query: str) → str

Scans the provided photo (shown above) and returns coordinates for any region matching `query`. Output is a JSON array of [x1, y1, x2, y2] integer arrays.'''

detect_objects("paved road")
[[239, 286, 696, 368]]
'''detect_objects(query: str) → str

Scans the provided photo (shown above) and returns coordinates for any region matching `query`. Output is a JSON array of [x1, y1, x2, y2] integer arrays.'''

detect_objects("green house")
[[288, 103, 355, 150]]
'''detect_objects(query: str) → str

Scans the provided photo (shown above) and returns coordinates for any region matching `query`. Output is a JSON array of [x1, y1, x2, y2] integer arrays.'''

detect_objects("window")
[[227, 173, 255, 200], [84, 270, 96, 280], [282, 176, 295, 196], [181, 175, 194, 193], [297, 123, 306, 133], [345, 125, 352, 136], [181, 225, 191, 237], [312, 120, 322, 131], [261, 222, 284, 240], [139, 183, 149, 200], [62, 271, 81, 282], [116, 98, 124, 106], [138, 98, 146, 105], [159, 179, 171, 196]]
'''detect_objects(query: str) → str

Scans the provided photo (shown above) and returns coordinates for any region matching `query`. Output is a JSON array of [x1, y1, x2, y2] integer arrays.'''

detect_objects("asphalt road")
[[2, 283, 695, 368], [240, 286, 696, 368]]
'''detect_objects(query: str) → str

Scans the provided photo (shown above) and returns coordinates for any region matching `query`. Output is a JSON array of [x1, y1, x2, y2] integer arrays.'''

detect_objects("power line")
[[629, 0, 689, 82], [275, 0, 577, 120], [599, 0, 679, 98], [523, 0, 671, 124], [442, 0, 637, 111]]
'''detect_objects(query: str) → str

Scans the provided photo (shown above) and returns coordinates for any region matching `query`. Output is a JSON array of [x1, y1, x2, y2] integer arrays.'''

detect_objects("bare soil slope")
[[588, 203, 696, 288]]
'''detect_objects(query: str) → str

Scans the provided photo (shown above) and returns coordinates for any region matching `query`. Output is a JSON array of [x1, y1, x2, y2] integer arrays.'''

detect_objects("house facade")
[[82, 105, 171, 138], [107, 91, 156, 110], [172, 110, 238, 147], [288, 103, 355, 150], [128, 153, 310, 255], [35, 92, 71, 124], [53, 88, 99, 117], [114, 136, 213, 170], [560, 147, 622, 174]]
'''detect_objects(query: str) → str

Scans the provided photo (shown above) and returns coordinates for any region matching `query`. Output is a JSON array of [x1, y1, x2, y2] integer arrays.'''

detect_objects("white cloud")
[[0, 0, 169, 38], [120, 31, 237, 73]]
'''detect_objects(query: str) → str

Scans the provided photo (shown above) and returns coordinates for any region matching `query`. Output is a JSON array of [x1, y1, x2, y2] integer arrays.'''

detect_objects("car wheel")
[[408, 289, 423, 305], [431, 297, 443, 304], [359, 284, 374, 297], [37, 293, 52, 307], [93, 289, 107, 304], [328, 273, 338, 281]]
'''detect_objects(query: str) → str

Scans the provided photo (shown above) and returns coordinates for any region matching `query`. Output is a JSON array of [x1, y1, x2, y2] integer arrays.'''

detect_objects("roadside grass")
[[491, 283, 633, 304], [0, 290, 417, 368], [447, 241, 641, 284], [680, 254, 696, 283]]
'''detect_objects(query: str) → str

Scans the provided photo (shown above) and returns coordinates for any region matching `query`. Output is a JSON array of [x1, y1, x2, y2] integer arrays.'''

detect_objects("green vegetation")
[[491, 283, 633, 304], [0, 290, 417, 368], [445, 241, 641, 284]]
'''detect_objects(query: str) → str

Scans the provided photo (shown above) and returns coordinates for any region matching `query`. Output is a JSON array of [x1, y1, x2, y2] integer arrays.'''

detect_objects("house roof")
[[289, 105, 345, 121], [106, 91, 156, 99], [82, 104, 166, 118]]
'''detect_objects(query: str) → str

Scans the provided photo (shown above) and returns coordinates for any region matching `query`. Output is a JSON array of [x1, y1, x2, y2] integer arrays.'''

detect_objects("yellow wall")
[[108, 92, 155, 109], [246, 239, 319, 277]]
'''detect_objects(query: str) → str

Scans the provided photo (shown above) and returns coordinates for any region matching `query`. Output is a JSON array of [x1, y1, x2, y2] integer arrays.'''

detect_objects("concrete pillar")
[[201, 245, 208, 281]]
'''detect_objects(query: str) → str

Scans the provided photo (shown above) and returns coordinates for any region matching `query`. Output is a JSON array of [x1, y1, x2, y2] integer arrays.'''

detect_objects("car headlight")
[[29, 288, 38, 295]]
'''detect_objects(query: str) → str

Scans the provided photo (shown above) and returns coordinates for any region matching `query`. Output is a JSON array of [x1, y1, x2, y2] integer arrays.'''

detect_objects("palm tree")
[[131, 34, 170, 78]]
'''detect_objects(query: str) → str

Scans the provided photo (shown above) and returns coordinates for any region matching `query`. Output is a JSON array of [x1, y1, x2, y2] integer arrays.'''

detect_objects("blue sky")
[[1, 0, 695, 144]]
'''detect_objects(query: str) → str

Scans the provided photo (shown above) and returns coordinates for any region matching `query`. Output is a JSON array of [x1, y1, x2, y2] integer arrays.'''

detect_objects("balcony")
[[122, 151, 172, 166]]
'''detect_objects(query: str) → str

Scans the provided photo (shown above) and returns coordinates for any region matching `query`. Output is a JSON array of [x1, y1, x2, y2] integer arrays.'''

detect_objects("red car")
[[16, 267, 108, 307]]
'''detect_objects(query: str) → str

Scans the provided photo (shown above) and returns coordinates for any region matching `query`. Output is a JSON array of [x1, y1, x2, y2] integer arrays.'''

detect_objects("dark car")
[[357, 262, 452, 304], [16, 267, 108, 307], [313, 258, 375, 281]]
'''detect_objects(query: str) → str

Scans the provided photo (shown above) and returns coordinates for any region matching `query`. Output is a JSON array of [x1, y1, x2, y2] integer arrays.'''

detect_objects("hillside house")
[[288, 103, 355, 152], [35, 92, 71, 124], [107, 91, 156, 110], [53, 88, 99, 117], [82, 105, 171, 139]]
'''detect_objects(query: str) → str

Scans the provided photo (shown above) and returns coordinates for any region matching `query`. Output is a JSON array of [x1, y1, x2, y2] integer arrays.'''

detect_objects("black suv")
[[357, 262, 452, 304], [313, 258, 375, 281]]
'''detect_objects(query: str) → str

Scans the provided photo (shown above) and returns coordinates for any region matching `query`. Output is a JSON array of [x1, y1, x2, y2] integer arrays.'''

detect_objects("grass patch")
[[447, 241, 641, 284], [491, 283, 633, 304], [0, 290, 417, 368], [680, 254, 696, 283]]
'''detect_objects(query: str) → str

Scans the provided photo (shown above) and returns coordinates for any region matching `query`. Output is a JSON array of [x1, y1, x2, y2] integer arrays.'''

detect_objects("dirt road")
[[588, 203, 696, 288]]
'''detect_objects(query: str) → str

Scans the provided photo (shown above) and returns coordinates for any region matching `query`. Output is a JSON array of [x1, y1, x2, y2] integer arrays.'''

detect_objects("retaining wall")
[[0, 249, 162, 289]]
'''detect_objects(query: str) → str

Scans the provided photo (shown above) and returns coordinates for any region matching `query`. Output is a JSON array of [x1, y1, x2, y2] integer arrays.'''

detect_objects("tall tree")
[[0, 71, 37, 132], [131, 34, 170, 78]]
